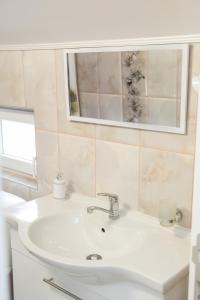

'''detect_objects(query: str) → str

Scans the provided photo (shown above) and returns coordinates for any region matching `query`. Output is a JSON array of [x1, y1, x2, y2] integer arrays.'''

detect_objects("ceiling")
[[0, 0, 200, 45]]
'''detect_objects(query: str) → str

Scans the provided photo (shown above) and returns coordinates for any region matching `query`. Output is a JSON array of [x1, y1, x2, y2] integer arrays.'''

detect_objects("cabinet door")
[[12, 250, 78, 300], [12, 249, 107, 300]]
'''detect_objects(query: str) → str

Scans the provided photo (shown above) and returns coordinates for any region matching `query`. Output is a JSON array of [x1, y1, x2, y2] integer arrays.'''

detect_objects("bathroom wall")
[[0, 44, 199, 228]]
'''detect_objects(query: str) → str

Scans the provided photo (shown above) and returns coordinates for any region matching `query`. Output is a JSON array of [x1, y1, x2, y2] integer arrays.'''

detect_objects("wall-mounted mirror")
[[64, 44, 189, 134]]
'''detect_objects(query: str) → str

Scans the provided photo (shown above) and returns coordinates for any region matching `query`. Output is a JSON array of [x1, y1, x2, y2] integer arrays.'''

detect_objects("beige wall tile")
[[147, 49, 181, 98], [76, 53, 98, 93], [23, 50, 57, 131], [96, 140, 139, 210], [139, 147, 194, 227], [99, 94, 122, 121], [1, 45, 199, 229], [98, 52, 122, 94], [187, 44, 200, 117], [59, 133, 95, 196], [96, 125, 140, 146], [190, 44, 200, 77], [2, 178, 30, 200], [55, 50, 96, 138], [148, 98, 177, 126], [34, 130, 58, 196], [28, 187, 40, 200], [0, 51, 25, 107], [140, 118, 196, 155], [140, 48, 198, 155], [79, 92, 100, 118]]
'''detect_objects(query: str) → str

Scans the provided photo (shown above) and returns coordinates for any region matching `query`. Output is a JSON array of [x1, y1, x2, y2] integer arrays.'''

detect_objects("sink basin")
[[28, 211, 145, 262], [15, 193, 190, 292]]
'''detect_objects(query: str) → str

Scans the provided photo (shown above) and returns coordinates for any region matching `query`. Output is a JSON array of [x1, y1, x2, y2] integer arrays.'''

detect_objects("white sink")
[[28, 210, 145, 261], [9, 193, 190, 293]]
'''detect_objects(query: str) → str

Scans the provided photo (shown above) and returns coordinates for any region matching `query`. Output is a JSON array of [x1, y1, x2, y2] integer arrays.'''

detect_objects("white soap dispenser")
[[53, 173, 66, 200]]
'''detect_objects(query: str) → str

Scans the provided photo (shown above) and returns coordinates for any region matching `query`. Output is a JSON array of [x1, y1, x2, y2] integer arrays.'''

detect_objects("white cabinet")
[[11, 228, 188, 300], [12, 249, 109, 300], [12, 250, 74, 300], [11, 230, 108, 300]]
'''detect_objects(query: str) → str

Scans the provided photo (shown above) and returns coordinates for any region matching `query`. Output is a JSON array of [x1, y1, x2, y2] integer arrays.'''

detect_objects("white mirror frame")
[[64, 43, 189, 134]]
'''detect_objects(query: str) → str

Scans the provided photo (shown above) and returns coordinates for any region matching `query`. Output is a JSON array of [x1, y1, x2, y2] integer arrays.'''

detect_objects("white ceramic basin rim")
[[16, 194, 190, 292], [26, 209, 146, 265]]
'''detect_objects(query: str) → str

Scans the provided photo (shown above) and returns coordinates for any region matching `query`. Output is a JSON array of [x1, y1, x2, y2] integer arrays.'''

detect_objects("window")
[[0, 108, 36, 176]]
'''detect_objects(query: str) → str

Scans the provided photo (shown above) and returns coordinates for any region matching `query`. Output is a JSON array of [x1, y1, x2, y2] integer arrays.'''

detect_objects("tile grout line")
[[21, 50, 32, 200], [94, 126, 97, 197], [137, 131, 142, 211], [54, 49, 61, 174], [20, 50, 26, 108], [36, 127, 195, 158]]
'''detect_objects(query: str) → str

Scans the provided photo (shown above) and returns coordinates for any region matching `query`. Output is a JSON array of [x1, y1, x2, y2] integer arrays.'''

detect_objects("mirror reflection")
[[66, 45, 188, 133]]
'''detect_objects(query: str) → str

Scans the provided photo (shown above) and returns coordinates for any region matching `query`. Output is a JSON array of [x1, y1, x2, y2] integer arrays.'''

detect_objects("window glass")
[[1, 120, 36, 161]]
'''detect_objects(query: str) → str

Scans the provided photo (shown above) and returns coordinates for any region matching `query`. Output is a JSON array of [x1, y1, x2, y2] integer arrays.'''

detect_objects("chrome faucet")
[[87, 193, 120, 220]]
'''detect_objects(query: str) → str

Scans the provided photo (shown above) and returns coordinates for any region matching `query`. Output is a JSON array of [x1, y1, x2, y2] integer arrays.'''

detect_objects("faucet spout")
[[87, 206, 110, 214], [87, 193, 120, 220]]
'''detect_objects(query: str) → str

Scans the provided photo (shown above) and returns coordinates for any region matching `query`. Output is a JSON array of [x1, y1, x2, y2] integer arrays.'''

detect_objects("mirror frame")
[[64, 43, 189, 134]]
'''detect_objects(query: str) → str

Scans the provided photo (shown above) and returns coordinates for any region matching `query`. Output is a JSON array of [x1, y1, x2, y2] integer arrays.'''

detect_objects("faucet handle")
[[97, 192, 119, 219], [97, 192, 118, 203], [97, 192, 118, 198]]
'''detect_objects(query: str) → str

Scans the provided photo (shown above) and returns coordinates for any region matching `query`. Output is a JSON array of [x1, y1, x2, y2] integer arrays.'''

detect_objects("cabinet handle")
[[43, 277, 83, 300]]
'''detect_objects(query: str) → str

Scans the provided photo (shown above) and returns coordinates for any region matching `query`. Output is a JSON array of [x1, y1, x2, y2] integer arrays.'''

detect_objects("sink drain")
[[86, 254, 102, 260]]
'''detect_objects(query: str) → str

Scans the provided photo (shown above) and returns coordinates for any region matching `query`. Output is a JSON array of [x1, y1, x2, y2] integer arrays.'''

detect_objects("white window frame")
[[0, 108, 36, 177]]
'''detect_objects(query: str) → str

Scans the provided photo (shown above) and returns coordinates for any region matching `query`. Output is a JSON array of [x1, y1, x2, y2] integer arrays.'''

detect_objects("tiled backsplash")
[[0, 45, 199, 227]]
